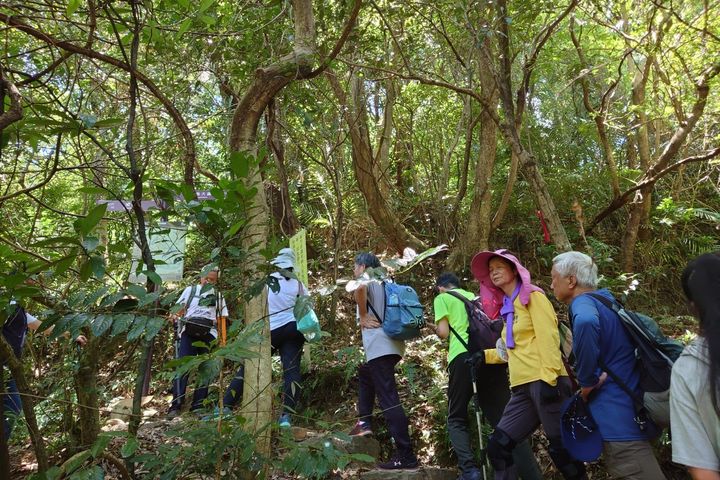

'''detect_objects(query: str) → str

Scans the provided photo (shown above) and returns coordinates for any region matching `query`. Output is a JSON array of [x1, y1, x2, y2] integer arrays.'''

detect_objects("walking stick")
[[468, 359, 488, 480]]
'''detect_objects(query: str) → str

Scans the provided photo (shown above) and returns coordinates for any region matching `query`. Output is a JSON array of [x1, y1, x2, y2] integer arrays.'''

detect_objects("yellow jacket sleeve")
[[527, 292, 564, 385]]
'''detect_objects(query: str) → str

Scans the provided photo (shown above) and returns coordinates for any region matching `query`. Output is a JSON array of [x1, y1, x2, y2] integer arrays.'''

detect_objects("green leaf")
[[145, 270, 163, 286], [54, 255, 77, 277], [121, 437, 139, 458], [226, 220, 245, 238], [144, 317, 165, 340], [90, 256, 105, 279], [198, 0, 215, 13], [66, 0, 81, 16], [229, 151, 250, 178], [85, 287, 109, 306], [177, 18, 192, 38], [177, 0, 189, 8], [74, 204, 108, 235], [92, 118, 126, 128], [126, 284, 147, 299], [111, 313, 134, 336], [61, 450, 91, 474], [79, 258, 93, 281], [90, 434, 113, 458], [68, 465, 104, 480], [127, 316, 147, 341], [91, 314, 112, 337]]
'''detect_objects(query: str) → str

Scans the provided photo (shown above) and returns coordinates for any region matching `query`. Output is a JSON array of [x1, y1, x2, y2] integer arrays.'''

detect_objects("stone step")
[[360, 466, 457, 480]]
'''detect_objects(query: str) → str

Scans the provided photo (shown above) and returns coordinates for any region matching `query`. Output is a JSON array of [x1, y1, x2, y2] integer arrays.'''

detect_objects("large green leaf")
[[74, 204, 108, 236]]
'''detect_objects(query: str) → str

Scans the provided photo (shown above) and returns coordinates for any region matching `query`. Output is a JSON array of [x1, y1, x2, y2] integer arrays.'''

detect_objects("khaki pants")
[[603, 441, 666, 479]]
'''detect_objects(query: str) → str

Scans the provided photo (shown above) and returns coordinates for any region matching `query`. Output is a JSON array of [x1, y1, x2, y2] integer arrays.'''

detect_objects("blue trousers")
[[2, 378, 21, 441], [170, 330, 215, 411]]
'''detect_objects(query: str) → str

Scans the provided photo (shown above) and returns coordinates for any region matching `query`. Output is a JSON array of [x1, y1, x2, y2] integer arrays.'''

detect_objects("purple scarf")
[[500, 283, 521, 349]]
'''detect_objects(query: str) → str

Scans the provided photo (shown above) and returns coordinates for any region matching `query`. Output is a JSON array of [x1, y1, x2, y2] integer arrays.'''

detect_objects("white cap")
[[271, 248, 296, 269]]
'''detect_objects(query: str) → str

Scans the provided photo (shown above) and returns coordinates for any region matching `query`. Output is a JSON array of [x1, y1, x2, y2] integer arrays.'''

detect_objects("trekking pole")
[[469, 361, 488, 480]]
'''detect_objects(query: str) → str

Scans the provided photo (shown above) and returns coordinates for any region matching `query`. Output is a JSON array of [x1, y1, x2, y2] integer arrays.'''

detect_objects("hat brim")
[[470, 251, 500, 282], [560, 394, 603, 462]]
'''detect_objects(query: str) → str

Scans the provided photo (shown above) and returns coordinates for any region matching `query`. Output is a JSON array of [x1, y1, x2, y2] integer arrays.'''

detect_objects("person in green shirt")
[[434, 272, 541, 480]]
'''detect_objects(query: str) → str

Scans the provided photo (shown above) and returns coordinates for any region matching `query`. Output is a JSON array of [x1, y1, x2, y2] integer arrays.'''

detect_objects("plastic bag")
[[294, 295, 322, 342]]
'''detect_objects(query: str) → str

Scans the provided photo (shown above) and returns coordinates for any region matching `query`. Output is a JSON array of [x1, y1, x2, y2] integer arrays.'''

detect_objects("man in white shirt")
[[168, 270, 227, 418]]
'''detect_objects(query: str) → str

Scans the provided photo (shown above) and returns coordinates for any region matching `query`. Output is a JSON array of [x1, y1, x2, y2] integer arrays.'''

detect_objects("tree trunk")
[[0, 338, 48, 472], [448, 57, 498, 269], [75, 340, 101, 447], [227, 0, 319, 462], [266, 99, 300, 236], [328, 71, 427, 254]]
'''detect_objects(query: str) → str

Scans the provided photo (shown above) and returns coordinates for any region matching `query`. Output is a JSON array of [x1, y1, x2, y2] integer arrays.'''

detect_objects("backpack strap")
[[184, 285, 198, 315], [442, 290, 472, 352], [577, 293, 654, 431], [365, 280, 385, 324]]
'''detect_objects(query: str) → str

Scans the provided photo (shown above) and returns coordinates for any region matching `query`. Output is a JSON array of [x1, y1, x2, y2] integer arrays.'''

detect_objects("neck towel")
[[500, 283, 521, 348]]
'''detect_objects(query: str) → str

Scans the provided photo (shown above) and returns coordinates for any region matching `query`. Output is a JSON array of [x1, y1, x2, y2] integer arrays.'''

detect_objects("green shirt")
[[434, 288, 475, 364]]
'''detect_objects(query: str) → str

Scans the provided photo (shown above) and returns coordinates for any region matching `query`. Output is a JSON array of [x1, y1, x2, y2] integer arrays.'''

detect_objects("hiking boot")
[[279, 413, 292, 428], [377, 453, 419, 470], [348, 421, 372, 437]]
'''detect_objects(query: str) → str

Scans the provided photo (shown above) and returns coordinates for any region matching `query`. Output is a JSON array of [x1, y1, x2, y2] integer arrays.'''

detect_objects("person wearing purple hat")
[[470, 249, 585, 480]]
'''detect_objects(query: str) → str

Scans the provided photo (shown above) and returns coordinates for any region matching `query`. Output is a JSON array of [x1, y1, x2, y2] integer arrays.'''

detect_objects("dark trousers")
[[171, 330, 214, 411], [448, 354, 542, 479], [496, 377, 580, 480], [357, 354, 413, 457], [2, 378, 21, 441], [224, 321, 305, 413]]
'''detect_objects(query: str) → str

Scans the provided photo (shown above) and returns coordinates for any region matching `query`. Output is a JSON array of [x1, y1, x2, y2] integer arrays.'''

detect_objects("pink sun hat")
[[470, 249, 543, 319]]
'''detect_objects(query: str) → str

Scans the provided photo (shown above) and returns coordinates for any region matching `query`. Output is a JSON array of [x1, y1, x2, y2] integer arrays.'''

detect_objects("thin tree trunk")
[[0, 338, 48, 472], [328, 70, 427, 253], [448, 54, 498, 269], [266, 99, 300, 236]]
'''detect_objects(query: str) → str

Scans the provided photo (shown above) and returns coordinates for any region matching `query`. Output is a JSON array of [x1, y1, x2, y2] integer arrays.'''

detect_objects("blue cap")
[[560, 393, 603, 462]]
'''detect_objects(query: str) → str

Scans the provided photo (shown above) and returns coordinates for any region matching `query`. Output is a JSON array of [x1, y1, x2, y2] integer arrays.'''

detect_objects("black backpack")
[[3, 304, 28, 359], [584, 293, 682, 393], [444, 290, 503, 353]]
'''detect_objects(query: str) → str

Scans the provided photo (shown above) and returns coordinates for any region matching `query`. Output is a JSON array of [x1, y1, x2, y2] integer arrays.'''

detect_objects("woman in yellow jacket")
[[471, 249, 586, 480]]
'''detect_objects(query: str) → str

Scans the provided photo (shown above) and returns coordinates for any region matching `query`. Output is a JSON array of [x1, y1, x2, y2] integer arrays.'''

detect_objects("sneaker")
[[348, 421, 372, 437], [377, 453, 419, 470], [166, 408, 181, 420], [279, 413, 291, 428], [201, 406, 232, 421]]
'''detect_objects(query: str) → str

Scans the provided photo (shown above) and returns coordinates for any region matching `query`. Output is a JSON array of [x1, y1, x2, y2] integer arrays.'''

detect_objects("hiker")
[[433, 272, 542, 480], [470, 249, 585, 480], [672, 253, 720, 478], [221, 248, 308, 428], [348, 252, 419, 470], [167, 269, 227, 418], [550, 251, 666, 479], [3, 301, 86, 440]]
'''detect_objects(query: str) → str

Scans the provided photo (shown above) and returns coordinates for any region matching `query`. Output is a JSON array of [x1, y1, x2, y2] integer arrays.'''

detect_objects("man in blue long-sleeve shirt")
[[551, 251, 665, 480]]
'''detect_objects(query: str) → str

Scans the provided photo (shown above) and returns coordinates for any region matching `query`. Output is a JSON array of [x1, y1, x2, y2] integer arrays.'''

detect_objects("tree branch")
[[0, 67, 23, 130], [0, 12, 201, 187], [588, 147, 720, 230]]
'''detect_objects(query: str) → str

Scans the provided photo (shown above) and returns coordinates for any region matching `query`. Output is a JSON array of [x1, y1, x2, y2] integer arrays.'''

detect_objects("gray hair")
[[552, 251, 598, 289]]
